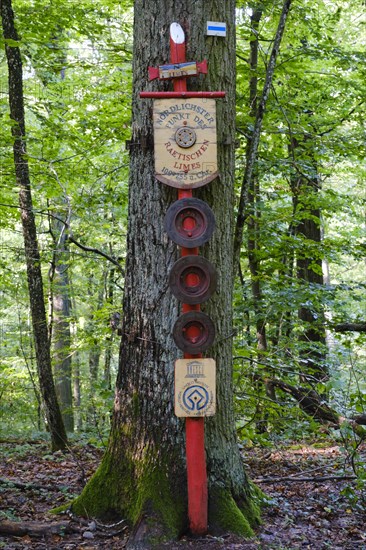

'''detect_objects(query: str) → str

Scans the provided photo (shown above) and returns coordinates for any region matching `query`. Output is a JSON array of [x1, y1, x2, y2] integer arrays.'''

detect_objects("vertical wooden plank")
[[169, 22, 208, 536]]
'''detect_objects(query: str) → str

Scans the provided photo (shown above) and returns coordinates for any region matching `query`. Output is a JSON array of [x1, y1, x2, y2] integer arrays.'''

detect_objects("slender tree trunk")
[[104, 264, 116, 389], [71, 294, 82, 432], [72, 1, 261, 546], [49, 215, 74, 432], [246, 6, 267, 354], [72, 351, 82, 432], [233, 0, 293, 266], [0, 0, 67, 451], [86, 278, 103, 427], [289, 136, 327, 385], [244, 6, 274, 427]]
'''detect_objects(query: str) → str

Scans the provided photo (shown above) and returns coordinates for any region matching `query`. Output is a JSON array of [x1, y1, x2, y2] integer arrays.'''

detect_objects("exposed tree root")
[[0, 519, 77, 537]]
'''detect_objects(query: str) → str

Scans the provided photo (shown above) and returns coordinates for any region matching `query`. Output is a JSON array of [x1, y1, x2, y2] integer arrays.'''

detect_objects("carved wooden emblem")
[[175, 358, 216, 417], [153, 98, 218, 189]]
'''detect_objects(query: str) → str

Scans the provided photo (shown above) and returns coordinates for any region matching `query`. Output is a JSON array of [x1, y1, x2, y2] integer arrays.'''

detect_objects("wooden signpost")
[[153, 98, 218, 188], [175, 358, 216, 417], [140, 21, 225, 537]]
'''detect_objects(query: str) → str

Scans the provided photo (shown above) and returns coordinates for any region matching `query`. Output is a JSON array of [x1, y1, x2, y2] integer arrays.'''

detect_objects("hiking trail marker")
[[140, 21, 225, 537], [175, 358, 216, 417], [153, 98, 218, 188]]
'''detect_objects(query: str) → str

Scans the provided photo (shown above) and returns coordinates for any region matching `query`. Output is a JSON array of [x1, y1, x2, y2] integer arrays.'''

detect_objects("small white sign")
[[206, 21, 227, 37]]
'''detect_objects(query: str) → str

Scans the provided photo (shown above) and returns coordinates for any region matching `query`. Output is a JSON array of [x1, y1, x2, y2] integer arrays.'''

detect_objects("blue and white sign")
[[206, 21, 227, 37]]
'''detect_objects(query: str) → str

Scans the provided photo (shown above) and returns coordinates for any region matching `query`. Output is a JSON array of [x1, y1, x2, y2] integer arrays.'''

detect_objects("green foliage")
[[233, 0, 365, 449], [1, 0, 365, 460], [1, 0, 132, 436]]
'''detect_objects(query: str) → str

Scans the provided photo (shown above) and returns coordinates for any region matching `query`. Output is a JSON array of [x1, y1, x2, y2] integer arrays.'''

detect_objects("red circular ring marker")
[[164, 198, 215, 248], [173, 311, 215, 354], [169, 256, 217, 304]]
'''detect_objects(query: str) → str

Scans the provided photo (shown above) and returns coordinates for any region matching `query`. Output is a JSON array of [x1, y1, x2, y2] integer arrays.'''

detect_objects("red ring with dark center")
[[164, 198, 215, 248], [169, 256, 217, 304], [173, 311, 215, 353]]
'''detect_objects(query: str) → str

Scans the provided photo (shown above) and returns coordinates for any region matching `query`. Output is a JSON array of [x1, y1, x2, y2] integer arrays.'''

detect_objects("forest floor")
[[0, 438, 365, 549]]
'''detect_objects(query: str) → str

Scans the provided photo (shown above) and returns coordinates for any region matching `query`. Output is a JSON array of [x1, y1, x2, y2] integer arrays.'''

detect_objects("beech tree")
[[0, 0, 67, 450], [71, 0, 261, 545]]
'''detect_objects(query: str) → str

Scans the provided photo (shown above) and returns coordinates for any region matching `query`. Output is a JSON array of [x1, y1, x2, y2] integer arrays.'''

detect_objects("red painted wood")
[[185, 417, 208, 535], [170, 24, 208, 536], [140, 91, 225, 99], [170, 35, 187, 93]]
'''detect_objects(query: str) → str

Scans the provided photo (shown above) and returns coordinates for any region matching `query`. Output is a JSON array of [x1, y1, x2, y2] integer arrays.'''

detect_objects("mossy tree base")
[[71, 449, 187, 547], [68, 0, 262, 547], [70, 448, 262, 548], [208, 486, 262, 539]]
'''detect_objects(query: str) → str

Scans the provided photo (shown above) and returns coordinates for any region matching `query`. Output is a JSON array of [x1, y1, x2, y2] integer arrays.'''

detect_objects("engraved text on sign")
[[153, 99, 218, 189]]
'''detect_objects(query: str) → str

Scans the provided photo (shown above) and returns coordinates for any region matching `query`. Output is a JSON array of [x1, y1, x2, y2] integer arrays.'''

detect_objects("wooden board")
[[153, 98, 218, 189], [159, 62, 197, 80], [175, 358, 216, 417]]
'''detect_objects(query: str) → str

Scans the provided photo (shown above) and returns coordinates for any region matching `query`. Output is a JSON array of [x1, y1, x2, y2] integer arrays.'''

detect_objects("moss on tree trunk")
[[69, 1, 262, 546], [72, 448, 187, 542]]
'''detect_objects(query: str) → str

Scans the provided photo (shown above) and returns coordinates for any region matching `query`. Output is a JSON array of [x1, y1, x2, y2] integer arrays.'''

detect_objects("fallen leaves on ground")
[[0, 439, 365, 549]]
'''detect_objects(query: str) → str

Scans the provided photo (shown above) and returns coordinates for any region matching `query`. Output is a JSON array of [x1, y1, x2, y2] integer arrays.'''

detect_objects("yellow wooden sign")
[[175, 358, 216, 417], [153, 98, 218, 189]]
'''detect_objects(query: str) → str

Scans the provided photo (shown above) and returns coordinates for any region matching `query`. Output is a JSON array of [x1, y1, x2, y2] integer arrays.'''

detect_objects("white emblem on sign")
[[175, 358, 216, 417]]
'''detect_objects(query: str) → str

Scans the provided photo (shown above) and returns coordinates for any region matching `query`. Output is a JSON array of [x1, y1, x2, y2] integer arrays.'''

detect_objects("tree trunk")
[[86, 279, 103, 427], [289, 136, 327, 385], [233, 0, 293, 266], [72, 350, 82, 432], [246, 6, 267, 355], [244, 6, 274, 428], [104, 264, 116, 389], [0, 0, 67, 451], [71, 1, 261, 546], [49, 214, 74, 432]]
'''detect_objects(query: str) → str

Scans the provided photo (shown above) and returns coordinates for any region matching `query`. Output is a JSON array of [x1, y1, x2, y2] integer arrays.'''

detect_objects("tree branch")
[[68, 235, 123, 272], [0, 519, 77, 537], [0, 202, 124, 272], [333, 322, 366, 333], [0, 477, 70, 492], [254, 474, 357, 484], [233, 0, 293, 268]]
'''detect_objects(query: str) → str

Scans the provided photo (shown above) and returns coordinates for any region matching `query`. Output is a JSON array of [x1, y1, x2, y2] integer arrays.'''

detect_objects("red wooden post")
[[140, 91, 225, 98], [140, 22, 224, 536], [170, 22, 208, 536]]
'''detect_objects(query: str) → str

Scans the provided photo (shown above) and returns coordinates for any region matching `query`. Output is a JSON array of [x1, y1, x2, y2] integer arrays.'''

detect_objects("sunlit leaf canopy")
[[0, 0, 365, 438]]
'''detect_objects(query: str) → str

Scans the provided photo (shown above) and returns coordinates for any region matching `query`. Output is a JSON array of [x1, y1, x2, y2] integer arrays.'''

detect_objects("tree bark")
[[71, 1, 261, 546], [289, 135, 327, 384], [49, 213, 74, 432], [333, 322, 366, 333], [0, 0, 67, 451]]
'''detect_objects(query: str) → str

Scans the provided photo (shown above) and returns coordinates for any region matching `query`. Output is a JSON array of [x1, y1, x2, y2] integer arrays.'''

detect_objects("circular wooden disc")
[[169, 256, 217, 304], [164, 198, 215, 248], [173, 311, 215, 354]]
